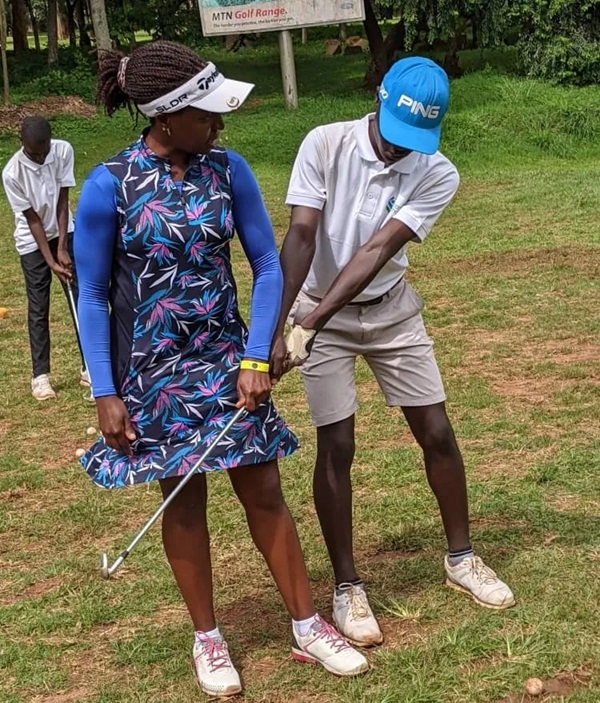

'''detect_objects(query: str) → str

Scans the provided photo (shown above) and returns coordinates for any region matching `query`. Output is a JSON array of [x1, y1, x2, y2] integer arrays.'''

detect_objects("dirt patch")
[[30, 690, 90, 703], [0, 486, 28, 501], [495, 666, 594, 702], [262, 694, 338, 703], [22, 575, 64, 600], [545, 494, 600, 512], [239, 653, 283, 679], [0, 97, 96, 133], [218, 592, 290, 651], [491, 378, 553, 405], [460, 652, 505, 675], [471, 516, 527, 530], [369, 546, 428, 564], [379, 616, 435, 650], [454, 324, 600, 413], [89, 604, 187, 640], [441, 246, 600, 279]]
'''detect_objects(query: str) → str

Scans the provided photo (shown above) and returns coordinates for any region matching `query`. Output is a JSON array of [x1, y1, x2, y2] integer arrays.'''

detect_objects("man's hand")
[[236, 369, 272, 412], [96, 396, 137, 455], [270, 334, 289, 382], [286, 325, 317, 368], [49, 260, 71, 284], [56, 246, 73, 278]]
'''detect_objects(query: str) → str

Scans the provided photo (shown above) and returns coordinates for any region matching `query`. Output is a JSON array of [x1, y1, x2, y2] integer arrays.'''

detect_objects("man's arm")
[[277, 206, 321, 334], [56, 187, 72, 274], [299, 220, 415, 332], [298, 164, 460, 334], [23, 208, 69, 282], [270, 205, 321, 379]]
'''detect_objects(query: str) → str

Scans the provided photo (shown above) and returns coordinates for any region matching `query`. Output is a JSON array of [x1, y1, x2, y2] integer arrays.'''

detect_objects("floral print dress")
[[74, 138, 298, 488]]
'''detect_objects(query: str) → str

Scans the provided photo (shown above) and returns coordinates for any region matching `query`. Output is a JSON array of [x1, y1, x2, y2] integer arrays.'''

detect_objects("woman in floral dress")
[[74, 41, 367, 697]]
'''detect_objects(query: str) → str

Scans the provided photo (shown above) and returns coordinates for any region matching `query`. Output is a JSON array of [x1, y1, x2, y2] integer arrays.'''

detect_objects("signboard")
[[199, 0, 366, 37]]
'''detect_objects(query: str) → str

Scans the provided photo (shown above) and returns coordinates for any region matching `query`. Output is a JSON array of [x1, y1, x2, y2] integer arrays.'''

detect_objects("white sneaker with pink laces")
[[193, 634, 242, 698], [292, 614, 369, 677]]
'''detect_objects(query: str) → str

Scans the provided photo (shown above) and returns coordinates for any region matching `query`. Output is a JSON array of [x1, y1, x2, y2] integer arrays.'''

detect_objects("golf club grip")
[[122, 408, 247, 555]]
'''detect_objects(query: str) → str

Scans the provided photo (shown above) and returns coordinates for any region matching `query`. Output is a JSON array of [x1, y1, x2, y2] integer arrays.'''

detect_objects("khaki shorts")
[[288, 280, 446, 427]]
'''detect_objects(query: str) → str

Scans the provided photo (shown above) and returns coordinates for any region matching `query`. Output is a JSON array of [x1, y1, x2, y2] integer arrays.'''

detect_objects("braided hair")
[[97, 41, 208, 116]]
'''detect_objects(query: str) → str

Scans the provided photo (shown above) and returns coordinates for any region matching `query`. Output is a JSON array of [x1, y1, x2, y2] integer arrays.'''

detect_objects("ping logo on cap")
[[397, 94, 440, 119]]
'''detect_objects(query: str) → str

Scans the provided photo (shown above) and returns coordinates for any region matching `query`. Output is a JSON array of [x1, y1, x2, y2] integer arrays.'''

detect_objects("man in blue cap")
[[271, 57, 515, 647]]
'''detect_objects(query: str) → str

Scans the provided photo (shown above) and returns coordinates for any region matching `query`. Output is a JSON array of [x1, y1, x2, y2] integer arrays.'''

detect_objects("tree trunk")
[[65, 0, 77, 47], [363, 0, 385, 67], [0, 0, 10, 104], [12, 0, 30, 52], [363, 0, 405, 90], [24, 0, 40, 50], [89, 0, 111, 51], [76, 0, 91, 47], [47, 0, 59, 64], [339, 23, 347, 41], [58, 8, 69, 42]]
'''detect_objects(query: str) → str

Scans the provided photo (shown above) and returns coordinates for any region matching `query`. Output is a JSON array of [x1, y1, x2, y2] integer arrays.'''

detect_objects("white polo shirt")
[[286, 114, 459, 302], [2, 139, 76, 256]]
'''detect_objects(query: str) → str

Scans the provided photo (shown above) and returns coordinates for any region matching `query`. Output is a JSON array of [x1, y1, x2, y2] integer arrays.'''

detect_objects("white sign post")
[[198, 1, 366, 109]]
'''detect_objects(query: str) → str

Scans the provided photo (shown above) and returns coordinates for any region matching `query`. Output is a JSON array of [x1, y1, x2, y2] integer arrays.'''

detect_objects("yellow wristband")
[[240, 359, 270, 373]]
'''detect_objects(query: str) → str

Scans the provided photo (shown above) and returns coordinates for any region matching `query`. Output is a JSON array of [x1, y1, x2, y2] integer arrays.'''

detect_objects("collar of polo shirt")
[[18, 148, 55, 170], [354, 115, 421, 174]]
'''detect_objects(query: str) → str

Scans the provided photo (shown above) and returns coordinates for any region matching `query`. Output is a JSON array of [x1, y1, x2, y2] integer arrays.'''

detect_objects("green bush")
[[519, 0, 600, 85], [8, 48, 96, 104]]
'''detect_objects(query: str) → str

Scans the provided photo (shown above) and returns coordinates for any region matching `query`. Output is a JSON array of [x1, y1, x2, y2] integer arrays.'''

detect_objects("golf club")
[[66, 280, 94, 402], [66, 280, 80, 337], [100, 407, 247, 579]]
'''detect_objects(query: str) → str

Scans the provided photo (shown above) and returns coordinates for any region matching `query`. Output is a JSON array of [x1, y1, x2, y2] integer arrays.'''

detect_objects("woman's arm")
[[74, 166, 137, 454], [74, 166, 118, 397], [229, 151, 282, 363]]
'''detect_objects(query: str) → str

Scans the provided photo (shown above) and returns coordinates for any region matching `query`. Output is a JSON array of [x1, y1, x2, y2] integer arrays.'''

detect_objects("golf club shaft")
[[66, 281, 81, 337], [106, 408, 246, 575]]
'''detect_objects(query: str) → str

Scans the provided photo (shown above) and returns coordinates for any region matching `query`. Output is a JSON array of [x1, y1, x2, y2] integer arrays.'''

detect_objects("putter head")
[[100, 553, 110, 580]]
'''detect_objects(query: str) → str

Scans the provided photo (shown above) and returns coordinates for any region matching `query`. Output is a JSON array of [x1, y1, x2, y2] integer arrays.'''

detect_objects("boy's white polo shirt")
[[2, 139, 76, 256], [286, 114, 459, 302]]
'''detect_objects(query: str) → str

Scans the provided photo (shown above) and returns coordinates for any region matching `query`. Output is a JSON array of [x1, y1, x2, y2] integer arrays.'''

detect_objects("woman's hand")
[[96, 395, 137, 455], [236, 369, 272, 412]]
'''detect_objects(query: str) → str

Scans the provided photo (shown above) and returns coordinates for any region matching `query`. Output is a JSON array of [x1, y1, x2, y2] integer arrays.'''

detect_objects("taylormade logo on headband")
[[139, 63, 225, 117], [196, 67, 220, 92]]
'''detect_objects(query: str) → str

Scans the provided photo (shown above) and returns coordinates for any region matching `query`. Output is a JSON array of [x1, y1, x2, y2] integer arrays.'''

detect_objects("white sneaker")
[[292, 614, 369, 677], [80, 368, 91, 387], [31, 374, 56, 401], [333, 583, 383, 647], [445, 555, 516, 610], [193, 634, 242, 698]]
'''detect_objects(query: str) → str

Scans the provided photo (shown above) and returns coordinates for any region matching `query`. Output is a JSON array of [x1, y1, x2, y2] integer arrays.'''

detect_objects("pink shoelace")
[[196, 637, 232, 673], [310, 617, 350, 654]]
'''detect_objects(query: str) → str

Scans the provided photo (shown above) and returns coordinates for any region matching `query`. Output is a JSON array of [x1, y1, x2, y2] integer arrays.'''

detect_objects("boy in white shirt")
[[272, 58, 515, 647], [2, 116, 87, 400]]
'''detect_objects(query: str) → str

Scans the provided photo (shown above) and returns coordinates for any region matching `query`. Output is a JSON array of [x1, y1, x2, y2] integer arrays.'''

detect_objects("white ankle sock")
[[293, 614, 319, 637], [195, 626, 221, 645]]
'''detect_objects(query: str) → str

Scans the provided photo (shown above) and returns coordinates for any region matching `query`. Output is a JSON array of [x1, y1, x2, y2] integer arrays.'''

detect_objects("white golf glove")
[[286, 325, 317, 367]]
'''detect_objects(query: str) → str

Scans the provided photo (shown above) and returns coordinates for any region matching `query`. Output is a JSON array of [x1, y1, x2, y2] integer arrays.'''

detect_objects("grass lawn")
[[0, 44, 599, 702]]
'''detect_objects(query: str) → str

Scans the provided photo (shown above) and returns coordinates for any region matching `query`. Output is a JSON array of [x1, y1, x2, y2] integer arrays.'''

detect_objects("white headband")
[[137, 63, 253, 117]]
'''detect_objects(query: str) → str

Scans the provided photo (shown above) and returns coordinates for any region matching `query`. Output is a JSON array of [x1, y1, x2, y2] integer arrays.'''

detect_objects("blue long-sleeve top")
[[74, 150, 281, 398]]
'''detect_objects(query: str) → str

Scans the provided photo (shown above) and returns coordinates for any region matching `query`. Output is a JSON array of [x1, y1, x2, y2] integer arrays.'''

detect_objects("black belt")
[[347, 278, 403, 307], [347, 295, 384, 307]]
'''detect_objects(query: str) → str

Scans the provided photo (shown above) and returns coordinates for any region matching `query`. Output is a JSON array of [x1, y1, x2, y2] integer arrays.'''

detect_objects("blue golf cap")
[[378, 57, 450, 155]]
